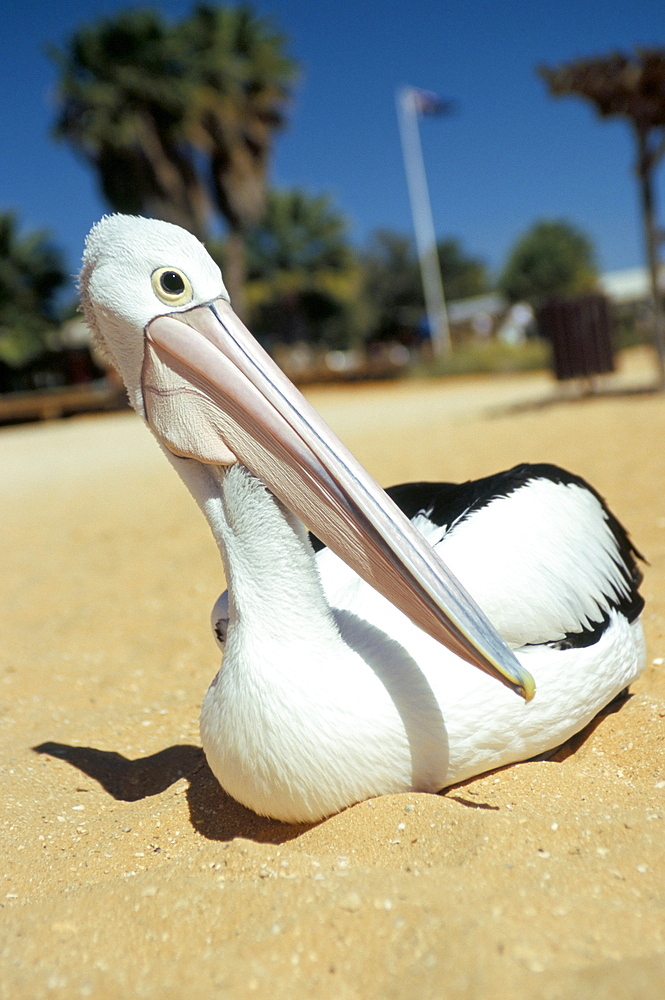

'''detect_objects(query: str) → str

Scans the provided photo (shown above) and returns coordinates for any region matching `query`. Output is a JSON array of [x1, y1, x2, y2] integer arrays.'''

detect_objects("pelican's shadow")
[[32, 691, 633, 839], [32, 741, 311, 844]]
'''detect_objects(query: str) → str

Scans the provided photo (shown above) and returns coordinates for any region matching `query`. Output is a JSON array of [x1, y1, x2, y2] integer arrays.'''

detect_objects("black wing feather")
[[310, 462, 645, 647]]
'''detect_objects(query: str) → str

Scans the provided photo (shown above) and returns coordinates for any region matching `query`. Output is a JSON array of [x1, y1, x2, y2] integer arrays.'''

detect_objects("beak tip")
[[519, 671, 536, 702]]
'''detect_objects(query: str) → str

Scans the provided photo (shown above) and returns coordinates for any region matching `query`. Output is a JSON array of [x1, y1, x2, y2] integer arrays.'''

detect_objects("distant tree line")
[[3, 7, 665, 377], [0, 214, 66, 367], [0, 199, 598, 369]]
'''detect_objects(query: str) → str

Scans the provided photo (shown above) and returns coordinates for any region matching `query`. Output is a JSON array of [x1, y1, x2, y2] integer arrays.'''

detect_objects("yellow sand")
[[1, 349, 664, 998]]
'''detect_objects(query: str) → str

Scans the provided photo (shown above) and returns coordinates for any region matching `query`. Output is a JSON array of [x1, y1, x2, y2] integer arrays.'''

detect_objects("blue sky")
[[4, 0, 665, 299]]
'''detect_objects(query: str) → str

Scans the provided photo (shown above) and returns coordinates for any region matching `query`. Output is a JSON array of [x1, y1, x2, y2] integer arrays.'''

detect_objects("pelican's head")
[[79, 214, 535, 701], [80, 215, 228, 419]]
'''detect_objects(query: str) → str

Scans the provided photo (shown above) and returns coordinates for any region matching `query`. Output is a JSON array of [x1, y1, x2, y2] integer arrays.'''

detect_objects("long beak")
[[142, 298, 535, 701]]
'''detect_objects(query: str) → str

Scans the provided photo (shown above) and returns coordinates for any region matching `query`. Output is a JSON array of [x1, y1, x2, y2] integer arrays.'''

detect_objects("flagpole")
[[396, 85, 451, 356]]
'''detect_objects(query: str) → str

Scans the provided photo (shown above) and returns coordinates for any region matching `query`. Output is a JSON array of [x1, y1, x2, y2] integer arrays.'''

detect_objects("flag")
[[409, 88, 454, 116]]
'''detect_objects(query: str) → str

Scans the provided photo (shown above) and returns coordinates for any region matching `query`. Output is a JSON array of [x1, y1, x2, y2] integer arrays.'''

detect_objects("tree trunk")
[[635, 125, 665, 386], [138, 112, 210, 241], [224, 228, 247, 321]]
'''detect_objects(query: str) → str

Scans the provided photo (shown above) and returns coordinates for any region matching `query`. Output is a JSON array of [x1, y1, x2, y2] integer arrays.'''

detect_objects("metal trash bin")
[[536, 294, 615, 381]]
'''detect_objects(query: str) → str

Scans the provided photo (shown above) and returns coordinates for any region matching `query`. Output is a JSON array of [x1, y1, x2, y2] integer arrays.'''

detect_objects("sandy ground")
[[1, 348, 665, 999]]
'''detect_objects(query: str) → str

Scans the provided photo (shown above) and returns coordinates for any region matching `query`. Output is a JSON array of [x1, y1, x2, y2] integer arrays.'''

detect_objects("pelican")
[[79, 215, 645, 823]]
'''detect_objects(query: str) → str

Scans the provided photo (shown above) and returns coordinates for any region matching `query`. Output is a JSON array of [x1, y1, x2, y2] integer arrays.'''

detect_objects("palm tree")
[[0, 213, 66, 365], [240, 188, 360, 347], [51, 6, 297, 313], [51, 10, 209, 237], [540, 49, 665, 383], [179, 5, 298, 314]]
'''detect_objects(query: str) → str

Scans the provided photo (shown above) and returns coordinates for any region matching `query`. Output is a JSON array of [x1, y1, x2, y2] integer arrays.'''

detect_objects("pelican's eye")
[[151, 267, 193, 306]]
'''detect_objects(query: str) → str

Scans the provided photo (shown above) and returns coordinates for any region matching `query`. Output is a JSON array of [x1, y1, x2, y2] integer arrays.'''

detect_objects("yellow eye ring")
[[151, 267, 193, 305]]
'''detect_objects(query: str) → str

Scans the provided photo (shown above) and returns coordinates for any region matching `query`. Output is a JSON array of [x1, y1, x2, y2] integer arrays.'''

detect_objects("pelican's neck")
[[168, 455, 338, 645], [168, 452, 449, 822]]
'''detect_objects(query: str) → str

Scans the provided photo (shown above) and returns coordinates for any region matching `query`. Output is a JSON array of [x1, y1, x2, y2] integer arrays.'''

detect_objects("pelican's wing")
[[313, 463, 644, 650]]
